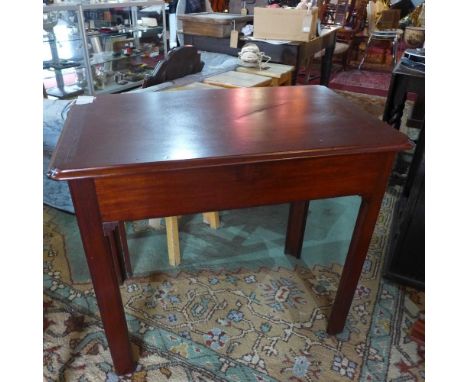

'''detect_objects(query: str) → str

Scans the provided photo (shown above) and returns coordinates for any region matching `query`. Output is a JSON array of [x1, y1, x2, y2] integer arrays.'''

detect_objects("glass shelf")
[[43, 62, 85, 71], [89, 50, 160, 65], [43, 1, 167, 97], [94, 79, 146, 95], [43, 36, 83, 44]]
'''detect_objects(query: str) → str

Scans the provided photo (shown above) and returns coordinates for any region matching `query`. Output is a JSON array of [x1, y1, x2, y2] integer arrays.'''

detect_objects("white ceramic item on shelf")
[[238, 43, 271, 68]]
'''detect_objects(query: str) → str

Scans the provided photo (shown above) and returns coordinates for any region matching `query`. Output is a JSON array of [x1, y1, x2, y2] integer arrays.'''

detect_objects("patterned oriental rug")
[[329, 70, 392, 98], [43, 91, 424, 382]]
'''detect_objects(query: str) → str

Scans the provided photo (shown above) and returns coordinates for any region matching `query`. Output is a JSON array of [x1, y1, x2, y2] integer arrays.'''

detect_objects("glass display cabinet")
[[43, 1, 167, 98]]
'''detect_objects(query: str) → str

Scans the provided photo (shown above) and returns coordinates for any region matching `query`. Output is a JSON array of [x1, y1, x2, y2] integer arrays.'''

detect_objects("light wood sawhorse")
[[148, 212, 220, 266]]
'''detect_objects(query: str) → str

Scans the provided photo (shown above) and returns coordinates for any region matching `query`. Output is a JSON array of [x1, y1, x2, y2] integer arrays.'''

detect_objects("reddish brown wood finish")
[[48, 86, 412, 374], [48, 86, 410, 180], [327, 153, 395, 334], [94, 152, 393, 222], [68, 179, 135, 375], [103, 221, 131, 284], [118, 221, 133, 278]]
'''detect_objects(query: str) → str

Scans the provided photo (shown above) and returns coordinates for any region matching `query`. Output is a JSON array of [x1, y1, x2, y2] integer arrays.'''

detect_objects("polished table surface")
[[49, 86, 411, 375], [50, 86, 408, 179]]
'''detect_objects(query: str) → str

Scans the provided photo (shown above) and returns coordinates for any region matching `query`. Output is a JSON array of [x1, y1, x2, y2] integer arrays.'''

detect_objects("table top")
[[49, 85, 411, 180], [203, 71, 273, 88], [165, 82, 225, 91], [236, 63, 294, 79]]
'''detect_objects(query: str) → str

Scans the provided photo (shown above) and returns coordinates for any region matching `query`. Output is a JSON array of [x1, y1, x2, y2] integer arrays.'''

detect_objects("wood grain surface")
[[49, 86, 411, 180]]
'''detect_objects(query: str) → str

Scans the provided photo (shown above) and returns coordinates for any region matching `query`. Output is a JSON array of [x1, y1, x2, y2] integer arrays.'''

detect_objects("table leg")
[[69, 179, 135, 375], [284, 201, 310, 258], [327, 193, 387, 334], [292, 51, 301, 85]]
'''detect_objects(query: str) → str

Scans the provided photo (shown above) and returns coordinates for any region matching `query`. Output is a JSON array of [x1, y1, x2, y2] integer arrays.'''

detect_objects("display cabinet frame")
[[43, 1, 167, 98]]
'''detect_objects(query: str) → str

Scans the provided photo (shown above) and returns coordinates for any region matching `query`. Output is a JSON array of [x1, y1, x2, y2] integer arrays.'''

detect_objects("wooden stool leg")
[[284, 201, 310, 258], [165, 216, 181, 266], [203, 212, 221, 229]]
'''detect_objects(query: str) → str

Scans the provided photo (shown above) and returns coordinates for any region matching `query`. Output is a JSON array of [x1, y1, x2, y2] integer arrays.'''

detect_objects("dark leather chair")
[[142, 46, 205, 88]]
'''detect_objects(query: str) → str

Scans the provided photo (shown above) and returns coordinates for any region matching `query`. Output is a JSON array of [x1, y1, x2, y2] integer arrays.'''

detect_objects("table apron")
[[94, 152, 394, 222]]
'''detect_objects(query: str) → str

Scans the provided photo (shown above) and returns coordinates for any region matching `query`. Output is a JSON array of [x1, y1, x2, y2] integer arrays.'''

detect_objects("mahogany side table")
[[48, 85, 411, 375]]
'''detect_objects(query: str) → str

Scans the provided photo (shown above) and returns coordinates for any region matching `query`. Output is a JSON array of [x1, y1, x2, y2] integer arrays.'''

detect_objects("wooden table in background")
[[183, 26, 340, 85], [203, 70, 272, 88], [48, 86, 411, 375], [236, 63, 294, 86], [166, 82, 225, 91]]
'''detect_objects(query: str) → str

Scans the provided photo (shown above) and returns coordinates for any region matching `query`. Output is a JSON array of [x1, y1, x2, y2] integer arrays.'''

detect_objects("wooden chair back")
[[334, 0, 350, 25], [321, 0, 351, 26], [347, 0, 368, 32], [376, 9, 401, 30], [142, 46, 205, 89]]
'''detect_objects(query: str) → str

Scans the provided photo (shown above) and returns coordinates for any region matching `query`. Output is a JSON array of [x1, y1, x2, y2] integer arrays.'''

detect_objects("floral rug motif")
[[44, 189, 424, 381]]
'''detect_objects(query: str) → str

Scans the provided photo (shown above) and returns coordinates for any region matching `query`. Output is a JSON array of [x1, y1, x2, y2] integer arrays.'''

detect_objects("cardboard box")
[[253, 7, 318, 42], [178, 12, 253, 38]]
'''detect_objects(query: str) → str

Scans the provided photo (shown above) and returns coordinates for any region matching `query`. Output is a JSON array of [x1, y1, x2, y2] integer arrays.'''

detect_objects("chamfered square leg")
[[327, 155, 395, 334], [69, 179, 135, 375]]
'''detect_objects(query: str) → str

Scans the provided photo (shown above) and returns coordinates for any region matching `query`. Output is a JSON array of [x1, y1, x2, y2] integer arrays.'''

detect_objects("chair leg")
[[341, 48, 350, 71], [302, 58, 313, 84], [392, 36, 399, 66], [358, 35, 373, 70]]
